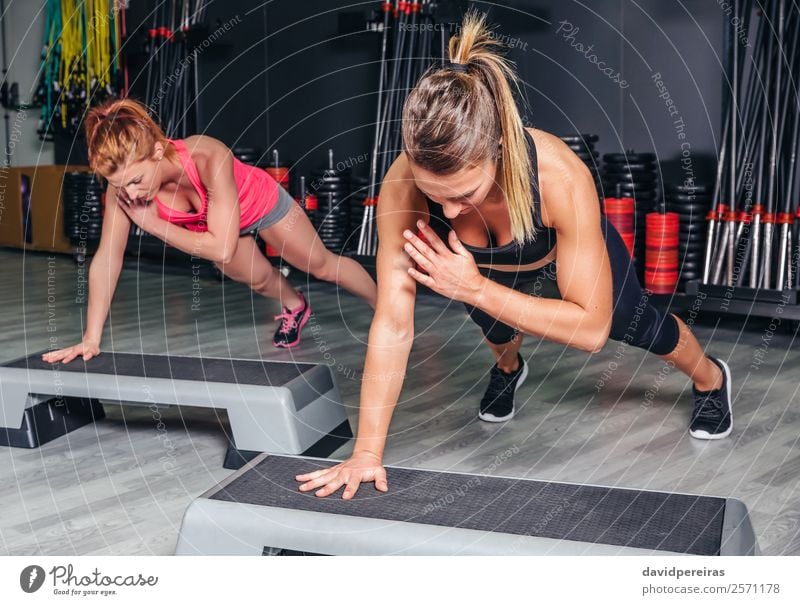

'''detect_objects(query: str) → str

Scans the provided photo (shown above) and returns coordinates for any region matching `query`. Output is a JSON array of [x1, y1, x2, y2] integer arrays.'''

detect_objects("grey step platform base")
[[223, 420, 353, 470], [0, 396, 105, 448], [0, 352, 350, 467], [175, 454, 759, 556]]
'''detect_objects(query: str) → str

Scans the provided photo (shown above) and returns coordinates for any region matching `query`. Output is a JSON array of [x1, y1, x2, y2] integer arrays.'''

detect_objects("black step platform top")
[[212, 455, 726, 556], [5, 352, 315, 387]]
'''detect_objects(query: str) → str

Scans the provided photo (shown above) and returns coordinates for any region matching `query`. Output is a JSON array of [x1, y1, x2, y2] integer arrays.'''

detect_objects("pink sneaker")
[[272, 291, 311, 348]]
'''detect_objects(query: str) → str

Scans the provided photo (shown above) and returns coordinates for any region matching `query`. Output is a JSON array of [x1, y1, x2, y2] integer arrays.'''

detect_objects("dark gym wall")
[[261, 0, 382, 179], [122, 0, 726, 185], [481, 0, 724, 185], [124, 0, 270, 152]]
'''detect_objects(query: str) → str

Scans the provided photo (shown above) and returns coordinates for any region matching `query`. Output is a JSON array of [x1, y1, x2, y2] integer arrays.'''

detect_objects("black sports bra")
[[424, 129, 557, 271]]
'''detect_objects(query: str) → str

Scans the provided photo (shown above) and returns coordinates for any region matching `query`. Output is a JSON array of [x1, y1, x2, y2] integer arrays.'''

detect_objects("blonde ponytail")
[[403, 10, 535, 243]]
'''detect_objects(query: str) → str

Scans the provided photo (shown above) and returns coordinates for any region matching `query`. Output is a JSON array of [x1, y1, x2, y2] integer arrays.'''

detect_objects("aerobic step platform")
[[0, 352, 351, 469], [175, 454, 759, 556]]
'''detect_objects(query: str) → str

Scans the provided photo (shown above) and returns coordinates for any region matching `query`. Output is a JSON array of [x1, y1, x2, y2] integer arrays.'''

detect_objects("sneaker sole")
[[478, 359, 529, 423], [272, 302, 312, 349], [689, 357, 733, 440]]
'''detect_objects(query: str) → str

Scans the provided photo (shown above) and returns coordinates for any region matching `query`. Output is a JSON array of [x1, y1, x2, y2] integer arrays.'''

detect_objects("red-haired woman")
[[297, 12, 733, 499], [43, 98, 376, 363]]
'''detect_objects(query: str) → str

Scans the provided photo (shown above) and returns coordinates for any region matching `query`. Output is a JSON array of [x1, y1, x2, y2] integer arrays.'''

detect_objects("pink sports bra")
[[154, 138, 281, 232]]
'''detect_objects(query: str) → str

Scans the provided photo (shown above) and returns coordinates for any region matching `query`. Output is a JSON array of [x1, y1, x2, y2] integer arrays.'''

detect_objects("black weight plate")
[[664, 183, 710, 194], [567, 141, 597, 150], [560, 134, 599, 144], [601, 183, 657, 194], [677, 214, 707, 223], [602, 179, 657, 190], [603, 176, 658, 186], [665, 202, 710, 213], [603, 191, 658, 203], [603, 163, 656, 174], [603, 152, 657, 163], [678, 218, 705, 226], [678, 226, 706, 235], [311, 168, 351, 177], [679, 242, 706, 251], [665, 192, 712, 203], [311, 174, 351, 183], [675, 221, 708, 230], [233, 146, 261, 154], [603, 172, 658, 184], [664, 200, 711, 214]]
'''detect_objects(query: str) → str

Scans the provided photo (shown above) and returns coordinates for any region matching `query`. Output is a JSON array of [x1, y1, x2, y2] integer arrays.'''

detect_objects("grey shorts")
[[240, 185, 295, 235]]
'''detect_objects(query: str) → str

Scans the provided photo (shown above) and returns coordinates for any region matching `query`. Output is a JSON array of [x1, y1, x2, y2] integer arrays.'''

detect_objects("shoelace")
[[485, 366, 518, 400], [694, 391, 725, 420], [274, 306, 303, 335]]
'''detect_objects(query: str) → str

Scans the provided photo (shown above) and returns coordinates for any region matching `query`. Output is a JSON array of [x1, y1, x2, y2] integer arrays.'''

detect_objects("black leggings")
[[463, 216, 680, 355]]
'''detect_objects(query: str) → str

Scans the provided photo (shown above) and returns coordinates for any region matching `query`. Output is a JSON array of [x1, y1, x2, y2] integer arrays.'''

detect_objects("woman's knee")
[[609, 303, 680, 355], [249, 265, 279, 293], [309, 252, 340, 282]]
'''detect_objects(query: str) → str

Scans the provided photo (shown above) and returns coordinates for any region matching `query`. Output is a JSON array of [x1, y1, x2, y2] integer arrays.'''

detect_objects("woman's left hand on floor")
[[403, 220, 485, 303]]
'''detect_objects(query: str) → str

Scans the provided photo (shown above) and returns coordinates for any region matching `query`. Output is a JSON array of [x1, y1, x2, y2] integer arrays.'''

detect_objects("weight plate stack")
[[560, 133, 602, 203], [664, 183, 711, 291], [232, 147, 262, 166], [63, 172, 105, 246], [310, 166, 351, 254], [260, 149, 292, 196], [601, 151, 659, 281]]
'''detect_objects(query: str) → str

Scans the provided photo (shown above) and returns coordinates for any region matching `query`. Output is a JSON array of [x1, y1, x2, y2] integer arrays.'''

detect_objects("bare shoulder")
[[377, 152, 427, 215], [526, 127, 586, 176], [182, 135, 233, 176], [525, 127, 598, 229]]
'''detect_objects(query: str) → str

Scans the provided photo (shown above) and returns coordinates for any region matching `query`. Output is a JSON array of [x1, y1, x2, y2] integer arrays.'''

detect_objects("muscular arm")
[[464, 139, 613, 353], [352, 154, 429, 460], [146, 136, 241, 263], [83, 184, 131, 344]]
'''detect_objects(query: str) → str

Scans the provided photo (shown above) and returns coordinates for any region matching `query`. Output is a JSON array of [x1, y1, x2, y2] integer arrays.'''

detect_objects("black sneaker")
[[478, 353, 529, 422], [272, 291, 311, 348], [689, 356, 733, 439]]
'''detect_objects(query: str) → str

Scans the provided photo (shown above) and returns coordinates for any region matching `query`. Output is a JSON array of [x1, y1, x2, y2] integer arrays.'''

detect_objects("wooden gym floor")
[[0, 249, 798, 555]]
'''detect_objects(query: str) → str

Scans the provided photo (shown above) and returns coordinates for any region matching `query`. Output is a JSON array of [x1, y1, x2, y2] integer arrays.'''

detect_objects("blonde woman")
[[43, 98, 376, 363], [297, 12, 732, 499]]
